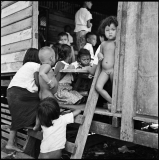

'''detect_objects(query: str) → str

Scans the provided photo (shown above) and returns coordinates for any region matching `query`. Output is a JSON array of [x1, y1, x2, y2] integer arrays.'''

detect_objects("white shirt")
[[8, 62, 40, 93], [74, 8, 92, 32], [40, 112, 74, 153], [93, 45, 101, 65], [84, 43, 94, 59], [66, 32, 73, 44]]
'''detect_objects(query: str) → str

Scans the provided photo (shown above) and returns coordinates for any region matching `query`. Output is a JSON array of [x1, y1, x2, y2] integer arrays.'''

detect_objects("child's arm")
[[71, 46, 75, 62], [97, 44, 104, 61], [87, 20, 92, 28], [34, 72, 39, 88], [72, 109, 82, 117], [67, 64, 75, 69], [39, 64, 54, 89], [54, 61, 65, 81], [84, 64, 97, 75]]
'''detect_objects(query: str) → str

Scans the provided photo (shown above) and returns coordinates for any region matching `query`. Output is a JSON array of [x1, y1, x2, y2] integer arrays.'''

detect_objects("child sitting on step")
[[54, 44, 84, 105], [38, 97, 81, 159]]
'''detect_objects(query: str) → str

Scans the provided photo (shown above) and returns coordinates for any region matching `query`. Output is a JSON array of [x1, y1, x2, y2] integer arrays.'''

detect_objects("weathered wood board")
[[136, 2, 158, 116], [1, 1, 38, 73]]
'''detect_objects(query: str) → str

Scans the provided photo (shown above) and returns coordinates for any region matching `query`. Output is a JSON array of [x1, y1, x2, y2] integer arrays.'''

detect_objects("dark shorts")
[[7, 86, 40, 130]]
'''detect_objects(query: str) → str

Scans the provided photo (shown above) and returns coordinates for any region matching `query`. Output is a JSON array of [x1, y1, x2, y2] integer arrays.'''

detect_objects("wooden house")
[[1, 1, 158, 159]]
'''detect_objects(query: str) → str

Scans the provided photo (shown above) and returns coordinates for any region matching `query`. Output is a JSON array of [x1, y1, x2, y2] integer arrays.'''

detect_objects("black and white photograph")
[[1, 1, 158, 159]]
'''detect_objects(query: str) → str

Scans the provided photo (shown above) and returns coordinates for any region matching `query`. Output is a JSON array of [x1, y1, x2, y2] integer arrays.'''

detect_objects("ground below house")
[[1, 134, 158, 159]]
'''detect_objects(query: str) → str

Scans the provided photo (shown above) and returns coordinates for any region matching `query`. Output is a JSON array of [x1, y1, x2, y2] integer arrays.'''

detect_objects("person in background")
[[70, 48, 97, 76], [38, 47, 58, 100], [74, 1, 93, 51], [6, 48, 41, 152], [83, 32, 97, 61], [37, 97, 81, 159], [64, 25, 73, 45], [58, 32, 75, 63], [96, 16, 118, 109]]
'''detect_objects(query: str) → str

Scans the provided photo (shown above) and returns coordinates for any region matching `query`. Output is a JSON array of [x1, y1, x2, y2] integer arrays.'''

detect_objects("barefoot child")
[[37, 97, 81, 159], [83, 32, 97, 60], [96, 16, 118, 107], [6, 48, 41, 152], [54, 44, 83, 104], [70, 48, 97, 75], [32, 47, 59, 131], [58, 32, 75, 63], [38, 46, 58, 100]]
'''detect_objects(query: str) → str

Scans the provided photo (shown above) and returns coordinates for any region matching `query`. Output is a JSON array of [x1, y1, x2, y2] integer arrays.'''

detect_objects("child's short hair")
[[58, 44, 71, 61], [51, 43, 62, 61], [85, 32, 96, 41], [98, 16, 118, 38], [37, 97, 60, 127], [58, 32, 68, 39], [77, 48, 91, 62], [23, 48, 40, 65], [39, 46, 55, 63], [64, 25, 71, 32]]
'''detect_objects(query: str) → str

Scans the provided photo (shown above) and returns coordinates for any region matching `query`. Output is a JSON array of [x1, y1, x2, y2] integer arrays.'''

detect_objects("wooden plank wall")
[[1, 1, 34, 74], [136, 2, 158, 117], [47, 11, 75, 44]]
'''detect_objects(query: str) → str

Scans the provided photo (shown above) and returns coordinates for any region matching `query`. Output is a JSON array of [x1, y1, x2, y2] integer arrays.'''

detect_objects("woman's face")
[[80, 55, 91, 66]]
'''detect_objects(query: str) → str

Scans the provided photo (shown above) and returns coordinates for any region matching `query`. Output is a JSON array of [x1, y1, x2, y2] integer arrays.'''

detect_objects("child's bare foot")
[[5, 144, 23, 152]]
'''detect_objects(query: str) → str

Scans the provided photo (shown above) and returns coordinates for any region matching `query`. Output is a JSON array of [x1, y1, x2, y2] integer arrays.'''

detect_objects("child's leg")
[[96, 70, 112, 104], [109, 70, 114, 85], [6, 130, 23, 152], [33, 115, 40, 131]]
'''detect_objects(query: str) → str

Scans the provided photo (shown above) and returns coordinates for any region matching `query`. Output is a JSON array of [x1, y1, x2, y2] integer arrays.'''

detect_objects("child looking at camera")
[[83, 32, 97, 61], [96, 16, 118, 107]]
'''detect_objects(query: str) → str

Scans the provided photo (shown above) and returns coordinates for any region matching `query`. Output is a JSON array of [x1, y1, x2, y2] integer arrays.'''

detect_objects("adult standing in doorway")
[[74, 1, 93, 51]]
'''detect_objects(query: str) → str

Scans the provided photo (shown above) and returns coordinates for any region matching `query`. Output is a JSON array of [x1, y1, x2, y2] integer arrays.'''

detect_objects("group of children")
[[6, 15, 118, 159], [37, 15, 118, 158]]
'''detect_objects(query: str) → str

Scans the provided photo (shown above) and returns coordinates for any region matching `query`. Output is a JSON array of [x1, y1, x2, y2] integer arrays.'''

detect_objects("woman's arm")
[[87, 20, 92, 28]]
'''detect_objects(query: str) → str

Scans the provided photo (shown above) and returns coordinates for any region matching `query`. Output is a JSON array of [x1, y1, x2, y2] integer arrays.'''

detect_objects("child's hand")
[[98, 52, 104, 61], [49, 80, 55, 89], [67, 65, 75, 69]]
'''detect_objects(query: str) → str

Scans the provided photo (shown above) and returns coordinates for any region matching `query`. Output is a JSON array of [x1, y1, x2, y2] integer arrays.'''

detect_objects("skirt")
[[7, 86, 40, 130], [54, 84, 83, 105]]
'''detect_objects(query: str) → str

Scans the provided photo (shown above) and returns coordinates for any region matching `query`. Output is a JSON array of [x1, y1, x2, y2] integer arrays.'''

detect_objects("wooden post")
[[71, 62, 101, 159], [111, 2, 123, 113], [116, 2, 128, 112], [120, 2, 141, 142], [32, 1, 38, 49]]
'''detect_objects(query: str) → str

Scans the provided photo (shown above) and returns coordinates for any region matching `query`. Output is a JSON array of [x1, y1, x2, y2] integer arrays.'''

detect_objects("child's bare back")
[[39, 68, 58, 100], [101, 41, 115, 72]]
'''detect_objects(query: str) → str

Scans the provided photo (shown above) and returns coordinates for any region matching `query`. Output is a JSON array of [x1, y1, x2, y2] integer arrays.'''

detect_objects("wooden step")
[[59, 104, 121, 117], [133, 114, 158, 124]]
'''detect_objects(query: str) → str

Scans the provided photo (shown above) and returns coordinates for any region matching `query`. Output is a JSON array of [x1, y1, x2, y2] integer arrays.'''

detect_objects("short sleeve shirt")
[[84, 43, 94, 59], [74, 8, 92, 32], [40, 112, 74, 153], [8, 62, 40, 93]]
